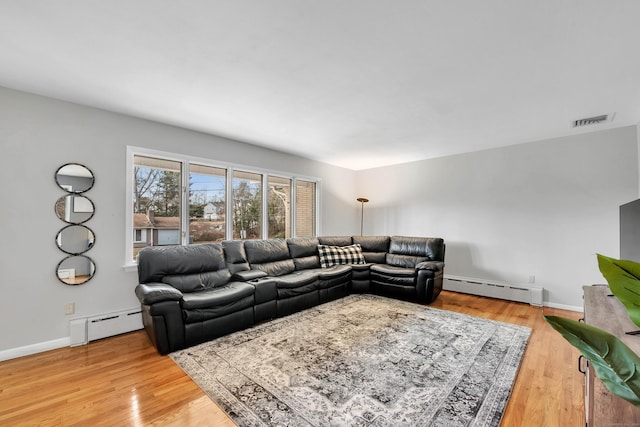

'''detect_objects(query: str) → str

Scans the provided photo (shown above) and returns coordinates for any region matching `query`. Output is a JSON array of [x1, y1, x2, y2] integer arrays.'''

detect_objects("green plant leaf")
[[614, 258, 640, 280], [597, 254, 640, 328], [545, 315, 640, 407]]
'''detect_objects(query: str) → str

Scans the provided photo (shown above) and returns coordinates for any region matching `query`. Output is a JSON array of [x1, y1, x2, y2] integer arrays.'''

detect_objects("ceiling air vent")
[[572, 113, 614, 128]]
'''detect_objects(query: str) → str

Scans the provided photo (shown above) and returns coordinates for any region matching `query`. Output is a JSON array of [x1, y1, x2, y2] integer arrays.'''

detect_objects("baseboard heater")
[[69, 307, 143, 346], [443, 275, 543, 306]]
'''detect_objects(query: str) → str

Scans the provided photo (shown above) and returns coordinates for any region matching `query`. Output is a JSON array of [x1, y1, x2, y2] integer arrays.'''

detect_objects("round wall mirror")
[[56, 225, 95, 255], [55, 163, 95, 193], [55, 194, 95, 224], [56, 255, 96, 285]]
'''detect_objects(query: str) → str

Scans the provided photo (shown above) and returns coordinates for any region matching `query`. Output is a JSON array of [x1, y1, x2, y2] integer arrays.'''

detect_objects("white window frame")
[[124, 146, 321, 270]]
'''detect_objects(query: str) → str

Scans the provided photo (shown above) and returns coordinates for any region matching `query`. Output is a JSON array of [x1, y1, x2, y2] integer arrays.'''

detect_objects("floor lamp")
[[356, 197, 369, 236]]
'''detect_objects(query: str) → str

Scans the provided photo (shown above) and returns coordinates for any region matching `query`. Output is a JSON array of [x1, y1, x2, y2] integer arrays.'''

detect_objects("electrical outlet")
[[65, 302, 75, 315], [528, 275, 536, 284]]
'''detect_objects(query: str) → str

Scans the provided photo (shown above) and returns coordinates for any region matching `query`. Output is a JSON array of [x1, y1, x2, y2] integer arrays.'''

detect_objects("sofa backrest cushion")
[[161, 270, 232, 293], [137, 243, 231, 288], [318, 236, 353, 246], [244, 239, 295, 276], [385, 253, 430, 268], [287, 237, 321, 270], [352, 235, 390, 264], [387, 236, 445, 266], [318, 244, 366, 268], [222, 240, 250, 274]]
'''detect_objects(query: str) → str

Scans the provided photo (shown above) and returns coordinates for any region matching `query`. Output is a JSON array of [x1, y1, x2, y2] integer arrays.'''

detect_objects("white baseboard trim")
[[0, 337, 70, 362], [0, 299, 582, 362], [544, 301, 583, 312]]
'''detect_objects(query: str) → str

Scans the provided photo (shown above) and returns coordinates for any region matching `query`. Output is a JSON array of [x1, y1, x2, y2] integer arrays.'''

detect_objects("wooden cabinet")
[[583, 285, 640, 426]]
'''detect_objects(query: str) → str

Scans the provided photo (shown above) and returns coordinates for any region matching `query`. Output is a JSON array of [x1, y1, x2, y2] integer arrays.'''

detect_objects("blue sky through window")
[[190, 173, 225, 204]]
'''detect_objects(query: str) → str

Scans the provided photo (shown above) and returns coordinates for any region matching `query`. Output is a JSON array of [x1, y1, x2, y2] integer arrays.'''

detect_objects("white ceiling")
[[2, 1, 640, 170]]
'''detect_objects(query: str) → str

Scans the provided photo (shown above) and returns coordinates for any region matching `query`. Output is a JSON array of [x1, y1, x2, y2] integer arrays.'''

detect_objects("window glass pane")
[[189, 164, 226, 244], [268, 175, 291, 238], [296, 180, 316, 237], [133, 155, 182, 260], [232, 170, 262, 239]]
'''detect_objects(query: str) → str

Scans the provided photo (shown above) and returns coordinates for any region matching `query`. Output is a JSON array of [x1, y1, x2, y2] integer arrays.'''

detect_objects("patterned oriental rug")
[[170, 295, 531, 427]]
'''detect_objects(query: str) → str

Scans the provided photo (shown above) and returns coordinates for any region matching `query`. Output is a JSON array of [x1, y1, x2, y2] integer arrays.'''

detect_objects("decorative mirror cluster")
[[55, 163, 96, 285]]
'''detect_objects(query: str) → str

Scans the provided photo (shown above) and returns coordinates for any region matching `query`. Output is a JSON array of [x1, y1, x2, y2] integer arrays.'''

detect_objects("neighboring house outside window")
[[132, 208, 180, 259], [189, 164, 227, 245]]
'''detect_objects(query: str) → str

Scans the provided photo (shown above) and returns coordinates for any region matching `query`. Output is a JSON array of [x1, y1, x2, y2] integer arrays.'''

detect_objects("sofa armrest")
[[416, 261, 445, 272], [232, 270, 268, 281], [135, 282, 183, 305]]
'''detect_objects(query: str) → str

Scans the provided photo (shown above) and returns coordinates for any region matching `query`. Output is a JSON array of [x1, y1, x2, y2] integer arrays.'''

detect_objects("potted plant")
[[545, 254, 640, 407]]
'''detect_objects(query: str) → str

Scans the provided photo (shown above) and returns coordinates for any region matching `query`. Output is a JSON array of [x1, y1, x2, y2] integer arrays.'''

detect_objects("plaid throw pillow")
[[317, 244, 366, 268]]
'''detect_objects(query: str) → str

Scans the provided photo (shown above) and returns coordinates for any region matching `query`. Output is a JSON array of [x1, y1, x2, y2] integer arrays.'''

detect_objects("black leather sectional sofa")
[[135, 235, 445, 354]]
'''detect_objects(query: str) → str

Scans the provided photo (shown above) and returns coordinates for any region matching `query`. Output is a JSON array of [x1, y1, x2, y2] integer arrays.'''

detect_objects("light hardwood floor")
[[0, 291, 585, 426]]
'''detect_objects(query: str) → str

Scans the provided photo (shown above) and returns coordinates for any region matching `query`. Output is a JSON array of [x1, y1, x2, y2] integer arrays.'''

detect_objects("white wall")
[[638, 122, 640, 194], [356, 126, 639, 309], [0, 86, 358, 354]]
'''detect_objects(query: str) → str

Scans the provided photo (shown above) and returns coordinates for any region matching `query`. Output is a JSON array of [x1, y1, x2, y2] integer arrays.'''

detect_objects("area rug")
[[170, 294, 531, 427]]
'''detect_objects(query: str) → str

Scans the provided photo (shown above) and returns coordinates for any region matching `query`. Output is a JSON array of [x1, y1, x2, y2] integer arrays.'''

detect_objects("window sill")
[[123, 263, 138, 273]]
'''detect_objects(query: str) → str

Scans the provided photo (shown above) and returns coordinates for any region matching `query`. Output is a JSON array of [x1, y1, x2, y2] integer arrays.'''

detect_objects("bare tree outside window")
[[232, 170, 262, 240], [268, 175, 291, 238]]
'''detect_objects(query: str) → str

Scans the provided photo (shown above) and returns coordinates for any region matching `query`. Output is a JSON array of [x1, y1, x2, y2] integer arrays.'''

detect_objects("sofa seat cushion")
[[321, 265, 351, 291], [182, 282, 254, 310], [277, 281, 318, 299], [370, 264, 415, 277], [317, 264, 352, 279], [370, 264, 417, 287], [386, 253, 430, 268], [273, 271, 319, 289], [417, 261, 445, 272], [306, 265, 352, 290], [182, 282, 255, 324]]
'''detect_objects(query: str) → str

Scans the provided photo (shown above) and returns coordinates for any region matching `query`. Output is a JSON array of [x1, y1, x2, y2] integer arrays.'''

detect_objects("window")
[[126, 147, 320, 266], [232, 170, 262, 240], [132, 155, 182, 260], [296, 180, 316, 237], [189, 164, 226, 244], [268, 176, 291, 238], [134, 229, 146, 243]]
